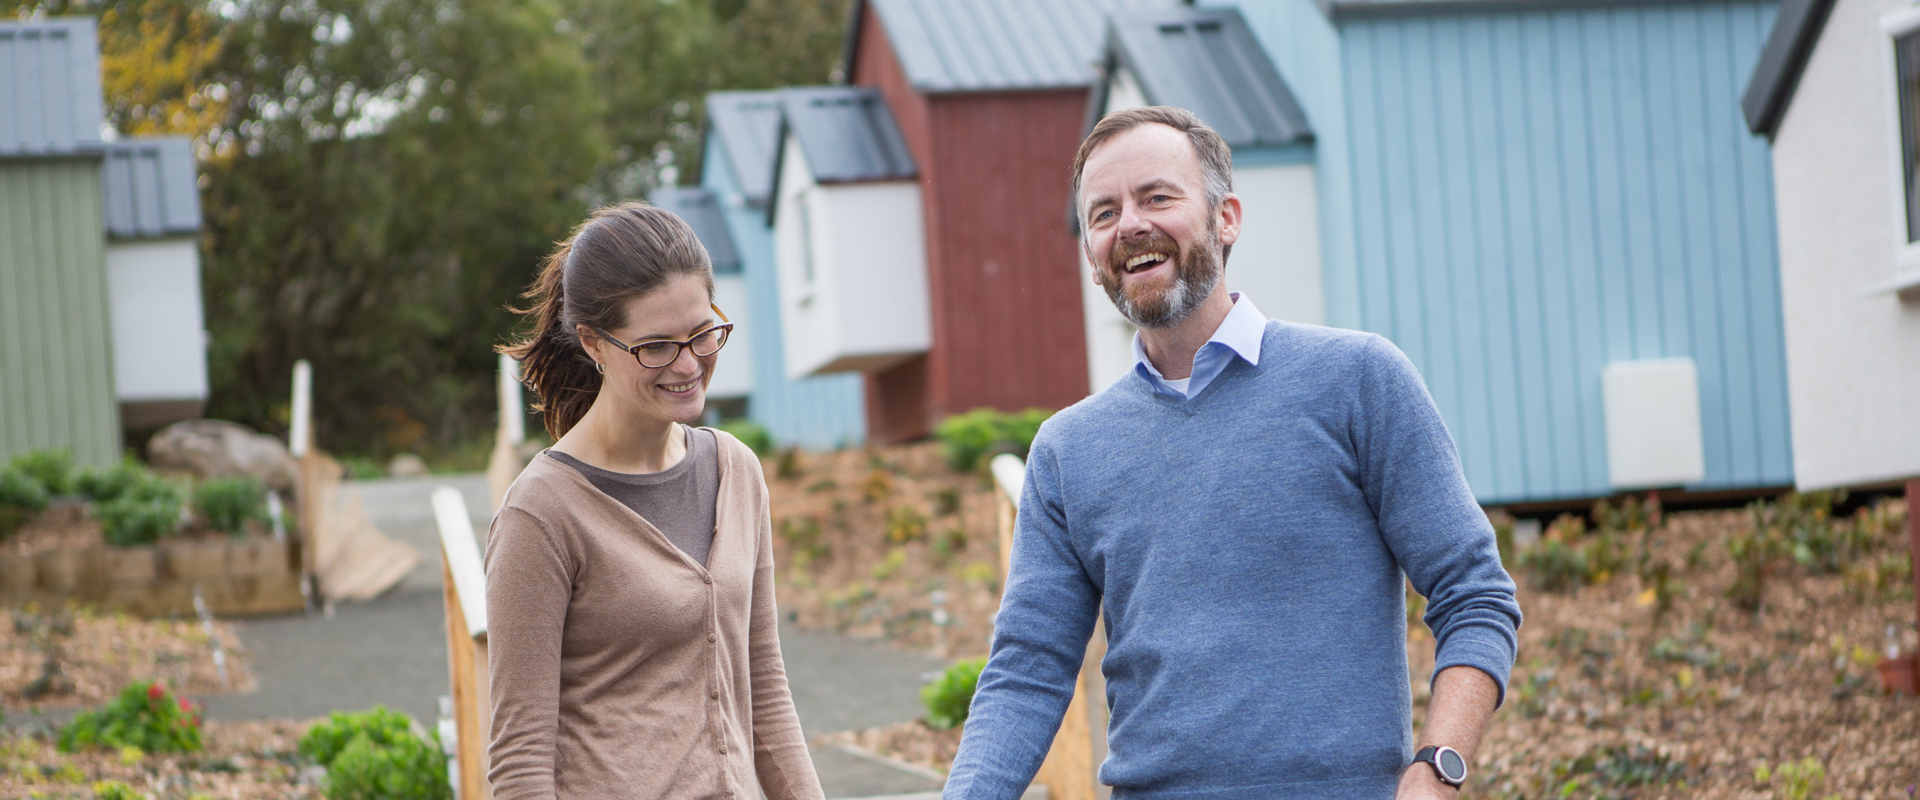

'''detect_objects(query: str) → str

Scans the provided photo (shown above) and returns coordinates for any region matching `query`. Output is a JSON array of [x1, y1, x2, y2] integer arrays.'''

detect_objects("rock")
[[386, 453, 429, 478], [147, 420, 298, 491]]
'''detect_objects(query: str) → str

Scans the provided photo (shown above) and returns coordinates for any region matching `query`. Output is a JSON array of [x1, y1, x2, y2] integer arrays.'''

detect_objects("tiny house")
[[1741, 0, 1920, 489], [650, 187, 753, 412], [103, 138, 210, 430]]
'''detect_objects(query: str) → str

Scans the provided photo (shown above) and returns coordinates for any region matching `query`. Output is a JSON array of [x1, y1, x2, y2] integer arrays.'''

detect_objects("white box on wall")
[[1602, 358, 1706, 489]]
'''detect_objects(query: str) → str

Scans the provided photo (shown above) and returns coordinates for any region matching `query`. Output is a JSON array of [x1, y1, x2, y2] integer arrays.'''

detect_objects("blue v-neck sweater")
[[944, 322, 1522, 800]]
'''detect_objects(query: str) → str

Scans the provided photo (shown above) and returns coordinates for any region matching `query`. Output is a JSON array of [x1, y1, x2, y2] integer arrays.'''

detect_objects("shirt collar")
[[1130, 292, 1269, 376]]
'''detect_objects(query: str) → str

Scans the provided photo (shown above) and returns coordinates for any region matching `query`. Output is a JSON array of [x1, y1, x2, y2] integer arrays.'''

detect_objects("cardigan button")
[[710, 689, 720, 699], [708, 633, 717, 642], [719, 745, 728, 754], [704, 575, 712, 584]]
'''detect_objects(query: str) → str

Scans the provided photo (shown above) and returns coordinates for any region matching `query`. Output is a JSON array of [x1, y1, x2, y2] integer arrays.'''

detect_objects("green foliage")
[[886, 505, 928, 544], [299, 707, 420, 767], [930, 526, 968, 565], [95, 477, 187, 547], [935, 408, 1054, 472], [777, 515, 828, 568], [1550, 745, 1687, 798], [775, 447, 804, 481], [1752, 491, 1873, 575], [73, 459, 150, 503], [8, 450, 74, 496], [193, 477, 267, 535], [920, 658, 987, 731], [321, 729, 450, 800], [1753, 757, 1834, 800], [58, 680, 203, 754], [719, 419, 775, 457], [92, 780, 141, 800], [0, 467, 52, 538], [931, 487, 961, 517]]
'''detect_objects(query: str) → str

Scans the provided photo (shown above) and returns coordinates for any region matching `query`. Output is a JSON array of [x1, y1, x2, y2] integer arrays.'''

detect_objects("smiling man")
[[940, 107, 1522, 800]]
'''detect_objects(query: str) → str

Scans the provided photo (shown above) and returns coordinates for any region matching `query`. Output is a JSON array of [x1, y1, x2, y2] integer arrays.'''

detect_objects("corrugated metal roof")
[[857, 0, 1179, 93], [1104, 8, 1313, 149], [705, 90, 784, 207], [0, 17, 104, 158], [779, 86, 917, 183], [650, 187, 741, 274], [102, 138, 200, 238]]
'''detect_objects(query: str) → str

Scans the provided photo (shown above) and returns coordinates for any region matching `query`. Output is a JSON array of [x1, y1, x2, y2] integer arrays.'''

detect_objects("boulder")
[[386, 453, 429, 478], [147, 420, 299, 491]]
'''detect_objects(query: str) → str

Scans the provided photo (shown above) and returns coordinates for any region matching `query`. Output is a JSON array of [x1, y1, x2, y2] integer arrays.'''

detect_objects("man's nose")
[[1116, 201, 1152, 238]]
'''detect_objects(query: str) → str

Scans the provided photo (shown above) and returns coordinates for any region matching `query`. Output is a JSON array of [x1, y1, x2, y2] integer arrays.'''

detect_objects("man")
[[941, 106, 1522, 800]]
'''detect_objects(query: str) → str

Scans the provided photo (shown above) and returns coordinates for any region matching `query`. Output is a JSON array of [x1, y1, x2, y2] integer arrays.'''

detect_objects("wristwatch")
[[1412, 746, 1468, 787]]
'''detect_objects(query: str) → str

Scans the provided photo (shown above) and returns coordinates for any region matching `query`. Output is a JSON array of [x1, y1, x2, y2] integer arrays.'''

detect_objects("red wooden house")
[[837, 0, 1175, 442]]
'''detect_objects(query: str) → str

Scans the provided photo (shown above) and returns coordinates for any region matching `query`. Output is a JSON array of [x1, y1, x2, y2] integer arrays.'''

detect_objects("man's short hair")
[[1070, 106, 1234, 222]]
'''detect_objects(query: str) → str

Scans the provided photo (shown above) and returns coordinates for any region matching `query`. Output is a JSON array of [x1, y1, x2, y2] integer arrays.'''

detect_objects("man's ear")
[[1083, 239, 1106, 288], [1215, 193, 1243, 248]]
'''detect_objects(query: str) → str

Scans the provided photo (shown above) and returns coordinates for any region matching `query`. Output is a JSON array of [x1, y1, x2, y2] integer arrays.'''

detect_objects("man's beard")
[[1101, 226, 1222, 330]]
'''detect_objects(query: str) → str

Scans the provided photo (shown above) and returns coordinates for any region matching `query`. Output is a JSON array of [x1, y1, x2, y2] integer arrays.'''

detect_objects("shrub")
[[719, 419, 775, 457], [322, 729, 450, 800], [58, 680, 203, 754], [8, 449, 73, 496], [777, 516, 828, 567], [95, 478, 186, 547], [921, 657, 987, 731], [299, 707, 420, 766], [935, 408, 1053, 472], [1550, 745, 1687, 795], [92, 780, 140, 800], [193, 477, 266, 536], [73, 459, 149, 503], [0, 466, 52, 538], [886, 505, 928, 543]]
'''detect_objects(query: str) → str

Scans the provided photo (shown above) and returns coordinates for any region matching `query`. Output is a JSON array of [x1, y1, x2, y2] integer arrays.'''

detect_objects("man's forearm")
[[1397, 665, 1500, 798]]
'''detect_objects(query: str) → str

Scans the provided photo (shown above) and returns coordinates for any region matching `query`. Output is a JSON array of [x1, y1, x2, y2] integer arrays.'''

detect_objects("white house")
[[102, 137, 210, 431], [651, 187, 753, 410], [1743, 0, 1920, 490], [767, 86, 930, 380]]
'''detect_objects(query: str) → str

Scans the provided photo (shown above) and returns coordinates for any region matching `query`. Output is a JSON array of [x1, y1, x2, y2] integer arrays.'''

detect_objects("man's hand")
[[1395, 666, 1500, 799]]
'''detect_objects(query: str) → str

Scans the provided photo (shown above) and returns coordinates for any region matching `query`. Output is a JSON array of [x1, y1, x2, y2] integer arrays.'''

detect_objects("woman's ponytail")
[[501, 202, 715, 440]]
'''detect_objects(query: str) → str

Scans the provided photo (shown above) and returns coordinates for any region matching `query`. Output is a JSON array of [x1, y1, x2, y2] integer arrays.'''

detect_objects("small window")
[[1896, 31, 1920, 243], [1880, 6, 1920, 287], [797, 191, 817, 287]]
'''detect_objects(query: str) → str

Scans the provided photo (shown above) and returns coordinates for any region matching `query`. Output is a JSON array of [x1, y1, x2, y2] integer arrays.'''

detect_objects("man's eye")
[[1148, 195, 1170, 204], [1094, 210, 1115, 222]]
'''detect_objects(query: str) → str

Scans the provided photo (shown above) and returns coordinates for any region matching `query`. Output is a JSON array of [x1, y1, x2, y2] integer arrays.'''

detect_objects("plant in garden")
[[921, 657, 987, 730], [862, 469, 894, 504], [1518, 515, 1591, 592], [775, 447, 804, 481], [8, 449, 74, 496], [1754, 757, 1836, 800], [719, 419, 774, 457], [1550, 745, 1688, 797], [192, 477, 267, 535], [0, 466, 52, 539], [934, 408, 1053, 472], [931, 527, 968, 565], [95, 477, 187, 547], [300, 706, 450, 800], [931, 487, 962, 517], [73, 459, 151, 503], [778, 516, 828, 567], [15, 608, 77, 700], [1729, 505, 1791, 613], [886, 505, 928, 543], [93, 780, 140, 800], [872, 548, 908, 581], [58, 680, 203, 754]]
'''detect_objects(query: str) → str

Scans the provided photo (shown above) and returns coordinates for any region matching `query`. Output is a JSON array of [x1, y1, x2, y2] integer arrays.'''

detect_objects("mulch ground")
[[1, 608, 255, 715], [779, 447, 1920, 800], [0, 719, 320, 799]]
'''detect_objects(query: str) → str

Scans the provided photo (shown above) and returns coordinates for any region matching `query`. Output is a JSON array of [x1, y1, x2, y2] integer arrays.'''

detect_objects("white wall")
[[1224, 161, 1324, 326], [1770, 0, 1920, 489], [105, 237, 208, 403], [706, 273, 753, 399], [772, 136, 931, 379]]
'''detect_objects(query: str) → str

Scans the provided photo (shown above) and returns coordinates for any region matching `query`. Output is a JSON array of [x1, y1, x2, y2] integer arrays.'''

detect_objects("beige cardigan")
[[484, 430, 823, 800]]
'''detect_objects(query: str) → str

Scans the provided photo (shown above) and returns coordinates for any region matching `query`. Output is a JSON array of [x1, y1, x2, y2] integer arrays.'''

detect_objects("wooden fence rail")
[[434, 487, 492, 800]]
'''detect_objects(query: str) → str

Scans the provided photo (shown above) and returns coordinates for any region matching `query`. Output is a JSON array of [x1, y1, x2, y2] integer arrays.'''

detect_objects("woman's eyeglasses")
[[593, 305, 733, 369]]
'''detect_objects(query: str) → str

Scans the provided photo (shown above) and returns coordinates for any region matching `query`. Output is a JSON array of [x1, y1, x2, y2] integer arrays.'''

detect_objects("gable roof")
[[1099, 7, 1314, 149], [1741, 0, 1839, 138], [103, 138, 200, 239], [649, 187, 741, 274], [1317, 0, 1728, 18], [0, 17, 104, 159], [778, 86, 917, 184], [844, 0, 1178, 94], [705, 90, 785, 207]]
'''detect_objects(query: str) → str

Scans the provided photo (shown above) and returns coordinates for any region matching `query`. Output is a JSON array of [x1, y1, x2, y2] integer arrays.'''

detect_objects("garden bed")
[[0, 718, 318, 799], [0, 508, 303, 619], [793, 464, 1919, 798], [0, 605, 254, 714]]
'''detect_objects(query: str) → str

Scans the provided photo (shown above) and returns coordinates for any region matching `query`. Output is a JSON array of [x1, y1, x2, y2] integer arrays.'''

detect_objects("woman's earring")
[[594, 361, 605, 375]]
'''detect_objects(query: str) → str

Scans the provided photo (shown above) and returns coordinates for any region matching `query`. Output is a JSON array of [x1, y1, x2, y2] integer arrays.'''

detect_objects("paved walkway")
[[206, 473, 948, 798]]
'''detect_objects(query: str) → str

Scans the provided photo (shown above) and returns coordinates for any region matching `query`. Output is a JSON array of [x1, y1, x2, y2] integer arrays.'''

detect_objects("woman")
[[486, 202, 822, 800]]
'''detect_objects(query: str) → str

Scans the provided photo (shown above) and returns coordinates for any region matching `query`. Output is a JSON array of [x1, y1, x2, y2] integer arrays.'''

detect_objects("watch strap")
[[1413, 746, 1467, 787]]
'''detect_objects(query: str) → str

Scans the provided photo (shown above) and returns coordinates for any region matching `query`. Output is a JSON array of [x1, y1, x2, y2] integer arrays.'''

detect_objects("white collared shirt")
[[1131, 292, 1268, 399]]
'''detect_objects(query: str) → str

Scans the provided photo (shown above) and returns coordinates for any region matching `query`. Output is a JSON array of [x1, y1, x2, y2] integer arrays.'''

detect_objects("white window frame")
[[1876, 5, 1920, 294]]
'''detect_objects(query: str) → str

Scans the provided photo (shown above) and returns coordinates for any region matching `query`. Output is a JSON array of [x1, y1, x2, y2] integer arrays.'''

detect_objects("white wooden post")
[[497, 353, 524, 446], [434, 487, 492, 800], [289, 360, 313, 457]]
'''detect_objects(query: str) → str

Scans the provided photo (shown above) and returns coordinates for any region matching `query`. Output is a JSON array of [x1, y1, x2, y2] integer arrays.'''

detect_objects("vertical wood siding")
[[702, 132, 867, 450], [855, 3, 1093, 439], [0, 159, 120, 465], [1334, 1, 1791, 503]]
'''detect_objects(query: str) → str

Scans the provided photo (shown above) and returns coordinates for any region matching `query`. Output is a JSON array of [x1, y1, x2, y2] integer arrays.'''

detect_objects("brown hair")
[[502, 201, 715, 439], [1070, 106, 1235, 261]]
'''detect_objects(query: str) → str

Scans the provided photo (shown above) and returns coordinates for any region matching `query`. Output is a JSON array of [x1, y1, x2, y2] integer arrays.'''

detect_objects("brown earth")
[[1, 607, 255, 715], [0, 719, 319, 799]]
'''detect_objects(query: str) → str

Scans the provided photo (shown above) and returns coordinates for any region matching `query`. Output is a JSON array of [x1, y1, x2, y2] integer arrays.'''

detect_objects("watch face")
[[1438, 748, 1467, 782]]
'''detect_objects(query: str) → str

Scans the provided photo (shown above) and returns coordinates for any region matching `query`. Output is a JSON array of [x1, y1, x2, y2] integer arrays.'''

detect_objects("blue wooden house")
[[700, 90, 866, 449], [1092, 0, 1795, 505]]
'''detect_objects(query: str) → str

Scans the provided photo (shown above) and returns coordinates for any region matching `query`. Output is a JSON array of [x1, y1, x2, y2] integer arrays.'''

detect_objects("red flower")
[[178, 697, 192, 713], [147, 683, 166, 702]]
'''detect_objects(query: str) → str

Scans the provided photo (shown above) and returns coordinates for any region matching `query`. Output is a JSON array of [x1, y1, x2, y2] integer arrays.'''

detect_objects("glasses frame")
[[593, 305, 734, 369]]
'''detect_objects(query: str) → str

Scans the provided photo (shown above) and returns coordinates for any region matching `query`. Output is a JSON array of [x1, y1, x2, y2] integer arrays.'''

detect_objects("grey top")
[[0, 18, 104, 158], [547, 426, 720, 567], [104, 138, 202, 239], [1102, 8, 1314, 149]]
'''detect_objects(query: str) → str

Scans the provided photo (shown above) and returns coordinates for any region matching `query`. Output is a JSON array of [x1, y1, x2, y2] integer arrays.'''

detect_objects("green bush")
[[193, 477, 266, 536], [92, 780, 141, 800], [921, 657, 987, 730], [0, 466, 52, 538], [719, 419, 775, 457], [95, 478, 186, 548], [58, 680, 203, 754], [8, 449, 73, 496], [935, 408, 1053, 472], [300, 707, 449, 800], [74, 459, 151, 503]]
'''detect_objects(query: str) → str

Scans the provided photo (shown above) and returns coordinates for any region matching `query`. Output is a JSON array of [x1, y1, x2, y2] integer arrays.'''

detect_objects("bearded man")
[[940, 106, 1522, 800]]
